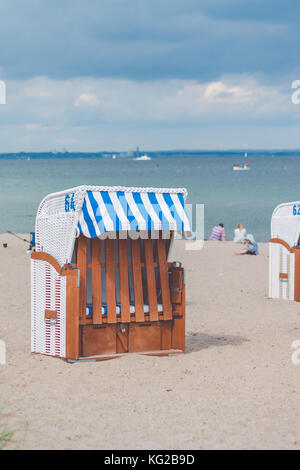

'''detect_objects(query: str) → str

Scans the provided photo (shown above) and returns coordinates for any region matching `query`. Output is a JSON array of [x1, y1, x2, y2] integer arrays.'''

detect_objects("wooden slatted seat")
[[76, 233, 185, 358]]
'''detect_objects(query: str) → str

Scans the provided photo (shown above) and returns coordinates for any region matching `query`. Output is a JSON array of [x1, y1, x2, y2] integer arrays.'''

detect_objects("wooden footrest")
[[68, 349, 184, 363]]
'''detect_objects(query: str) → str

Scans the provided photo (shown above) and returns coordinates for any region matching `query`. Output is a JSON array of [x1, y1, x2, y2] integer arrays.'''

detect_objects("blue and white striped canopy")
[[78, 189, 190, 238]]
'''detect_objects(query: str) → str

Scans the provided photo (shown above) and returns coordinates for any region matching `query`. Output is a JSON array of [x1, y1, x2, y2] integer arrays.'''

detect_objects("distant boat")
[[134, 154, 151, 161], [112, 154, 116, 160], [233, 152, 250, 171], [233, 161, 250, 171]]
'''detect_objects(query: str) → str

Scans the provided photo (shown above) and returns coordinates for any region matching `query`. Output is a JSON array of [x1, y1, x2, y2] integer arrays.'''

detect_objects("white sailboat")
[[233, 152, 250, 171]]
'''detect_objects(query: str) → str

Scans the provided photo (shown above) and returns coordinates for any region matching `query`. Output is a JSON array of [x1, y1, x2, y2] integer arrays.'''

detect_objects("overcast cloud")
[[0, 0, 299, 151]]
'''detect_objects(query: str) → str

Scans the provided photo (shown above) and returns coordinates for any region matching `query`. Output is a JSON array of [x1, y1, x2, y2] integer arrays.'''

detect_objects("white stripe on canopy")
[[94, 191, 114, 232], [155, 193, 177, 231], [170, 193, 191, 232], [109, 191, 131, 231], [140, 192, 162, 230], [124, 192, 148, 231]]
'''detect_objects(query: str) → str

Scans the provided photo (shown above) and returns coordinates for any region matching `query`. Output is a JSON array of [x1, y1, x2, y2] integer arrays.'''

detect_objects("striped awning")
[[78, 189, 190, 238]]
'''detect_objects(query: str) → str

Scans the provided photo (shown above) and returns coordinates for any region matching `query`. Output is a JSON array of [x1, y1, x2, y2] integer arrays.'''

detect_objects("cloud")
[[55, 138, 76, 146], [0, 74, 298, 152], [74, 93, 100, 107], [23, 123, 48, 131], [203, 82, 253, 103], [0, 2, 299, 152], [0, 0, 299, 83]]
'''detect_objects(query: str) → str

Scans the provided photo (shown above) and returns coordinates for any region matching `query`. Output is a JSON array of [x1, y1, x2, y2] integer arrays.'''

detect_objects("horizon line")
[[1, 148, 300, 155]]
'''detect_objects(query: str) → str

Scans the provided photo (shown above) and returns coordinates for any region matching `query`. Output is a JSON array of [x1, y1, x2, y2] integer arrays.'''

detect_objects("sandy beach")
[[1, 234, 300, 450]]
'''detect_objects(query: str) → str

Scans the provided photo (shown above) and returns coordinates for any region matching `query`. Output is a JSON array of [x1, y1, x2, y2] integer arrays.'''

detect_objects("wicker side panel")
[[35, 190, 84, 266], [31, 259, 66, 357], [36, 212, 78, 267]]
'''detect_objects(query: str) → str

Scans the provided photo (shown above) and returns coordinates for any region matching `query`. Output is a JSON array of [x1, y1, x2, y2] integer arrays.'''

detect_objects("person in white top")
[[233, 223, 247, 243]]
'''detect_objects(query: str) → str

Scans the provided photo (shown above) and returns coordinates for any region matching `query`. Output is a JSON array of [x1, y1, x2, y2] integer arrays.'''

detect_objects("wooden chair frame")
[[270, 237, 300, 301], [32, 232, 185, 361]]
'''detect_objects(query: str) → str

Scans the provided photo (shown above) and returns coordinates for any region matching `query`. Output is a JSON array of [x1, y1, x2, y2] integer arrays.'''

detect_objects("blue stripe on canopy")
[[81, 198, 97, 238], [78, 190, 190, 238], [87, 191, 106, 235], [147, 192, 170, 230], [132, 192, 154, 230], [117, 191, 138, 231]]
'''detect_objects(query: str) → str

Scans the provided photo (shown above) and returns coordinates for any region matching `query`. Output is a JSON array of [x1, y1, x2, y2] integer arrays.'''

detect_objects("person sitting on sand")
[[235, 234, 258, 255], [209, 223, 225, 241], [234, 223, 247, 243]]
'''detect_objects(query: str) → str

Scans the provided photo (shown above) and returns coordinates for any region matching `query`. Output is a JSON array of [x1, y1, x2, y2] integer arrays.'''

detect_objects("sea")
[[1, 150, 300, 242]]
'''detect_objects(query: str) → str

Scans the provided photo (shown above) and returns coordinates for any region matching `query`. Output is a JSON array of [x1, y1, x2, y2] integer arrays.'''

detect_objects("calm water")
[[0, 153, 300, 241]]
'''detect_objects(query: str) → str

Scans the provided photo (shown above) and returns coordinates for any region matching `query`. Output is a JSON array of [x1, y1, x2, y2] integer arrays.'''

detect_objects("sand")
[[1, 234, 300, 450]]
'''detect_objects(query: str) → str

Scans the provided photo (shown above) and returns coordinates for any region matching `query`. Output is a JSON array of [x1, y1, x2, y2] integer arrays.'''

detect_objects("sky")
[[0, 0, 300, 151]]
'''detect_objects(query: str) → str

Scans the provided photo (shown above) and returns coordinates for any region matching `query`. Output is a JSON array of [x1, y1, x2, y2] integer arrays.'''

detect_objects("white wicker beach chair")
[[31, 185, 190, 361], [269, 201, 300, 301]]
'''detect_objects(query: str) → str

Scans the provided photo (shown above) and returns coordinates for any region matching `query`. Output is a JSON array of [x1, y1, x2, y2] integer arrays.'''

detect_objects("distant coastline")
[[1, 150, 300, 159]]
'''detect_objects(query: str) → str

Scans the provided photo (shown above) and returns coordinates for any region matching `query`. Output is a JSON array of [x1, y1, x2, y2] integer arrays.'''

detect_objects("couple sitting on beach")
[[233, 223, 258, 255], [209, 222, 258, 255], [235, 233, 258, 255]]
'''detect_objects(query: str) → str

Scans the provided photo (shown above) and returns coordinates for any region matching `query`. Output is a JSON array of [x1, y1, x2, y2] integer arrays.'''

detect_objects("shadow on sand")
[[186, 332, 249, 353]]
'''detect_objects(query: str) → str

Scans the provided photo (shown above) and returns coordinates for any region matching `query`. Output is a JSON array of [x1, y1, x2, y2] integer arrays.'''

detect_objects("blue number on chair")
[[292, 204, 300, 216], [65, 193, 75, 212], [65, 194, 70, 212]]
